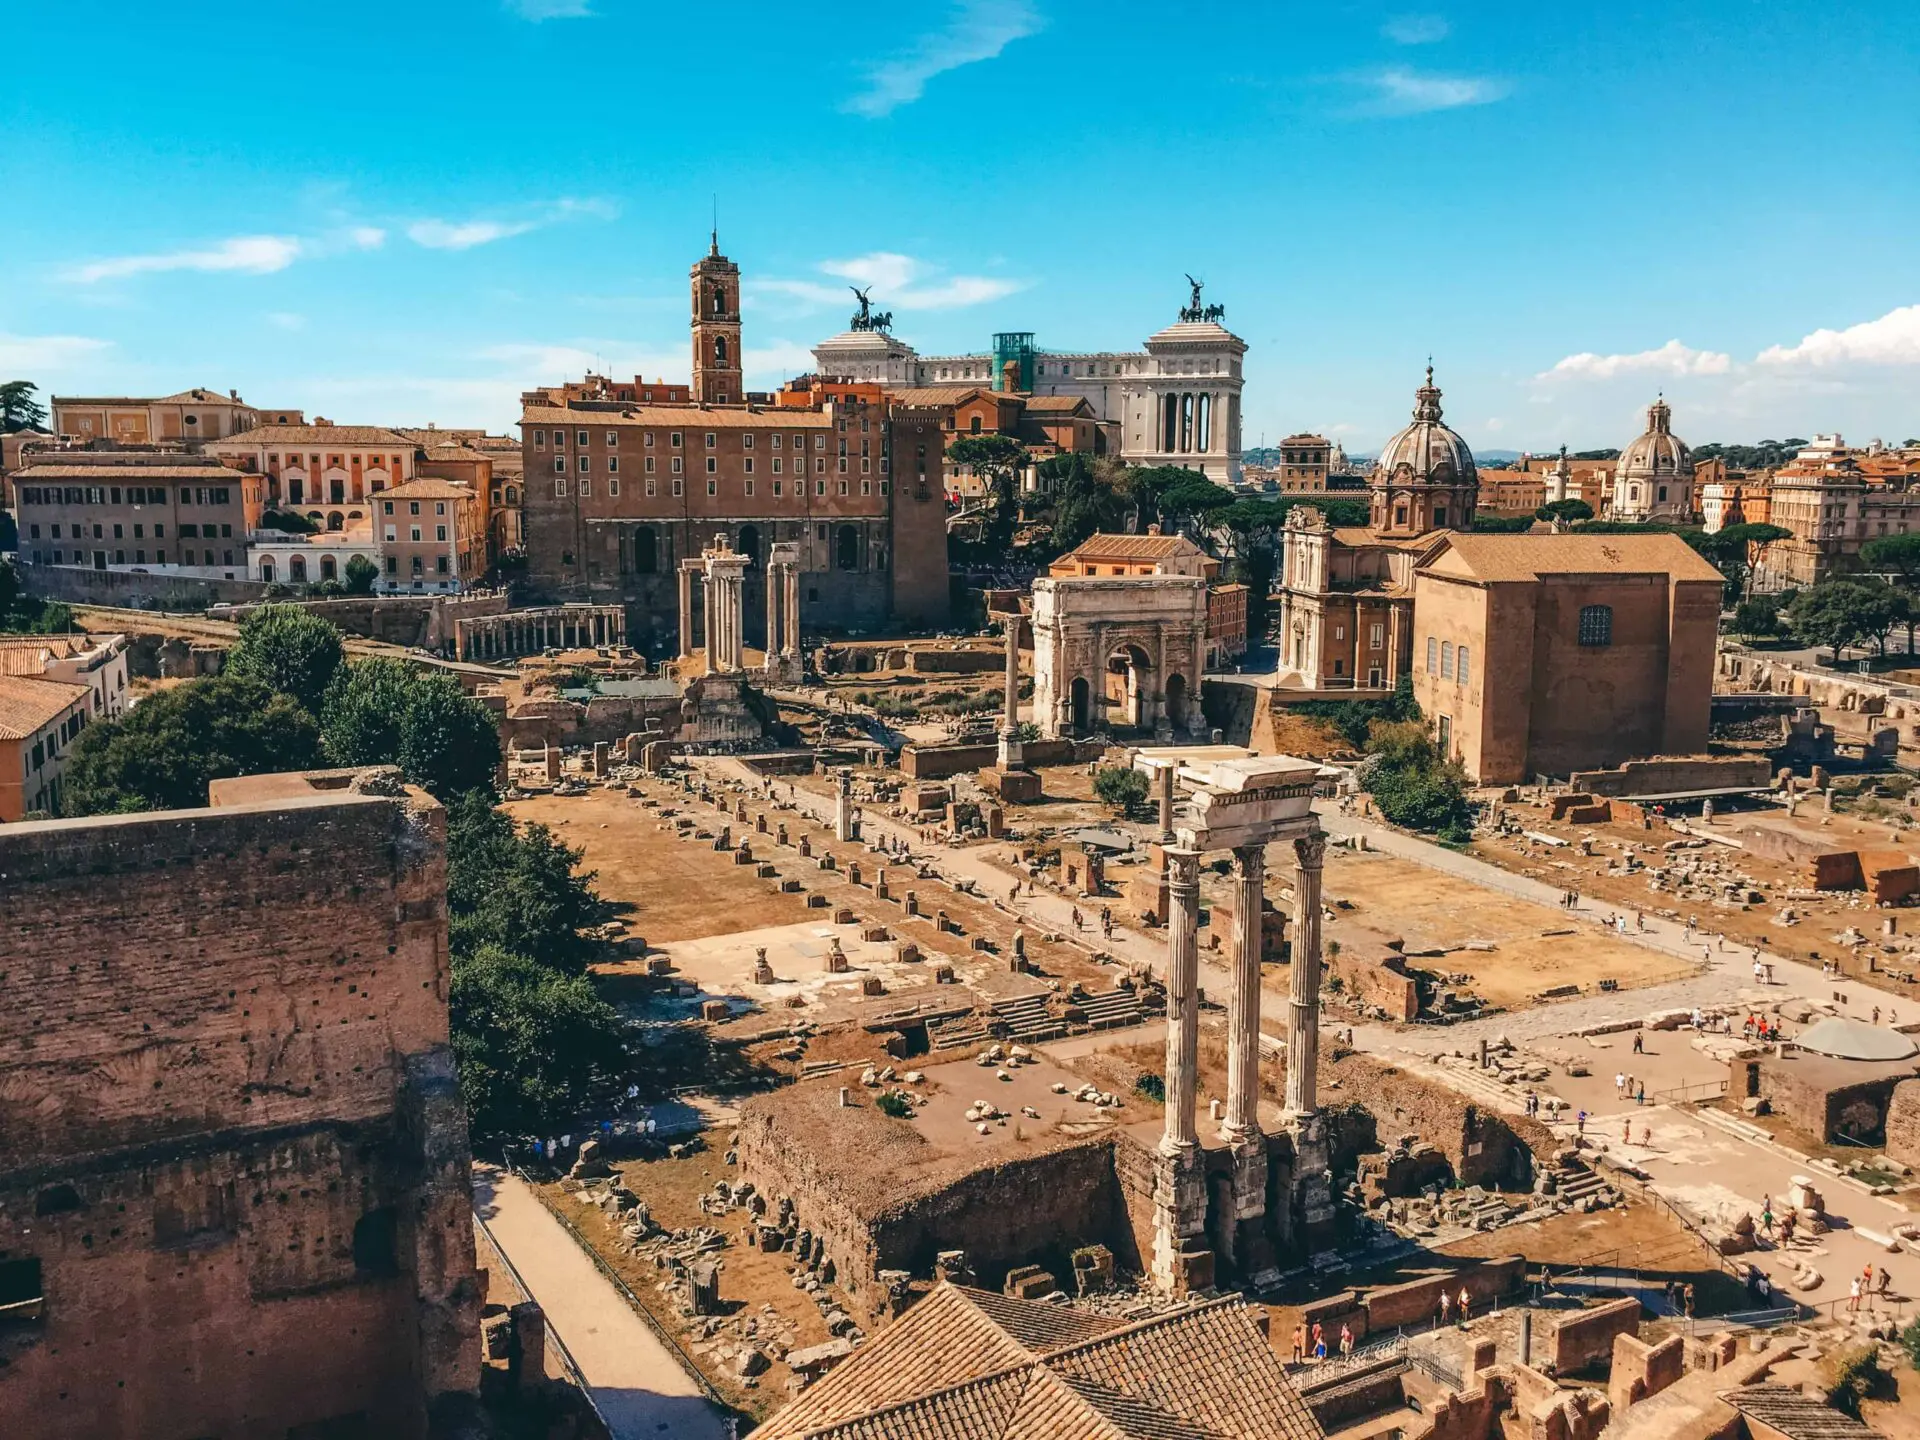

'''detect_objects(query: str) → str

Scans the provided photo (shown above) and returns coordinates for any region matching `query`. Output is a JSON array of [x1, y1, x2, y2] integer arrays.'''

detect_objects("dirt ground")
[[1322, 850, 1703, 1011], [1469, 796, 1920, 1006]]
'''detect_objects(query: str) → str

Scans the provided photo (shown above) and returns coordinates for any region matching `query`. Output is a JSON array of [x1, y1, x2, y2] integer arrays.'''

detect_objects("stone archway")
[[1031, 573, 1209, 741], [1166, 673, 1189, 730]]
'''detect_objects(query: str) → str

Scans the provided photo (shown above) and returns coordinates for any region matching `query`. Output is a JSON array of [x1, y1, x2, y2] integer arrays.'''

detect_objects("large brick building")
[[519, 240, 951, 653], [1411, 532, 1723, 783], [0, 767, 480, 1437]]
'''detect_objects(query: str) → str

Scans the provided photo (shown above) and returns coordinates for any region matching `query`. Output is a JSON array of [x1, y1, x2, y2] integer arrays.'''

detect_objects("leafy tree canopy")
[[449, 944, 628, 1139], [397, 671, 503, 800], [446, 791, 602, 974], [1785, 578, 1908, 659], [0, 380, 47, 433], [343, 555, 380, 595], [1538, 499, 1594, 522], [64, 674, 324, 814], [226, 603, 345, 714], [1362, 718, 1474, 843], [1731, 597, 1783, 638]]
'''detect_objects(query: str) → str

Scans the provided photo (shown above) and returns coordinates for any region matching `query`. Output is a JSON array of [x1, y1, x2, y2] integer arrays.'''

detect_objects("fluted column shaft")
[[1285, 830, 1327, 1117], [679, 567, 695, 659], [1224, 843, 1265, 1142], [1159, 847, 1202, 1156]]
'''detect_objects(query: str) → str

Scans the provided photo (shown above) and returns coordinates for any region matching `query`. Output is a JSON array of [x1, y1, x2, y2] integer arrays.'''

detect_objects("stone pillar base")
[[1150, 1146, 1212, 1295], [979, 767, 1043, 804], [1229, 1138, 1280, 1289], [1288, 1115, 1337, 1256]]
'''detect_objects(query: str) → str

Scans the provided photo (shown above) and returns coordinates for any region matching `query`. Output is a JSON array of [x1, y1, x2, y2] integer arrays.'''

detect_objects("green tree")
[[1861, 531, 1920, 652], [1092, 765, 1150, 814], [343, 554, 380, 595], [1701, 523, 1792, 605], [398, 671, 502, 800], [446, 791, 602, 973], [1731, 597, 1783, 639], [1038, 453, 1124, 554], [948, 434, 1027, 553], [226, 603, 345, 714], [1537, 499, 1594, 522], [64, 675, 324, 814], [1785, 579, 1905, 662], [0, 380, 47, 433], [449, 945, 628, 1139], [1361, 719, 1474, 843], [320, 656, 417, 767]]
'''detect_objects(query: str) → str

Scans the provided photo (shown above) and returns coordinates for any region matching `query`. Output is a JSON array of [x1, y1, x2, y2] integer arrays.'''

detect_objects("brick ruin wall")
[[1609, 1331, 1686, 1412], [1886, 1079, 1920, 1167], [1323, 1053, 1551, 1191], [1548, 1297, 1643, 1375], [734, 1099, 1132, 1324], [0, 788, 479, 1438]]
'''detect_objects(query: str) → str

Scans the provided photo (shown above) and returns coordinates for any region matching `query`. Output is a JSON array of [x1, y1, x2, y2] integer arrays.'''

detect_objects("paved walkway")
[[472, 1165, 732, 1440]]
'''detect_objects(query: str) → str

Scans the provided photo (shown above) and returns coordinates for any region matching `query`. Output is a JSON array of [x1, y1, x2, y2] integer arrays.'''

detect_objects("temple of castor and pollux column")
[[735, 748, 1340, 1311]]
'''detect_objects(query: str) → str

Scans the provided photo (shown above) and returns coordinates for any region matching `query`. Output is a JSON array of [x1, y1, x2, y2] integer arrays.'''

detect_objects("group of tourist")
[[1287, 1320, 1356, 1364]]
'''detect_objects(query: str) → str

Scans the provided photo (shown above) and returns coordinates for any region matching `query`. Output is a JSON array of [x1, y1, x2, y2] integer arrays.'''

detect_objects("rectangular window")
[[579, 455, 590, 472], [554, 456, 566, 473], [606, 431, 619, 446], [606, 455, 620, 473], [1456, 645, 1471, 686], [534, 429, 546, 447], [772, 480, 783, 496], [814, 435, 825, 451], [706, 479, 717, 496], [743, 457, 754, 474], [705, 432, 716, 449], [861, 479, 871, 495], [743, 433, 755, 449], [771, 434, 782, 450], [1369, 623, 1385, 649], [385, 526, 397, 542], [436, 524, 448, 541], [576, 429, 589, 445], [437, 556, 449, 574], [608, 477, 619, 496], [1440, 641, 1454, 679], [645, 456, 656, 473], [772, 457, 783, 474], [745, 480, 754, 496], [706, 457, 717, 474], [579, 479, 590, 497], [817, 478, 827, 496], [645, 431, 655, 447], [555, 478, 569, 497], [645, 478, 656, 496], [671, 457, 683, 474], [671, 432, 682, 448], [672, 479, 683, 496], [410, 526, 422, 542]]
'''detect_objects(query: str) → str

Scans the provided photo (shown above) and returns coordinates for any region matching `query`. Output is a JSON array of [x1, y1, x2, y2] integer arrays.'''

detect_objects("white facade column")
[[1284, 830, 1326, 1117], [786, 564, 801, 654], [679, 566, 695, 659], [1224, 843, 1265, 1143], [1159, 847, 1202, 1156]]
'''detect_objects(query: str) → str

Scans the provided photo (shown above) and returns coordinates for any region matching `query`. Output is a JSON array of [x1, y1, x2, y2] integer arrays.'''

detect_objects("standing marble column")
[[766, 566, 781, 669], [1157, 762, 1175, 842], [833, 767, 853, 843], [785, 564, 800, 654], [1223, 843, 1265, 1143], [1284, 830, 1327, 1117], [996, 616, 1023, 771], [1159, 847, 1202, 1157], [678, 567, 695, 659]]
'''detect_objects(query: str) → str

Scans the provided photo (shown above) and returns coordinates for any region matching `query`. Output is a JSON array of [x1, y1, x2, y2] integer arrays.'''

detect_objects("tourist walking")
[[1291, 1324, 1306, 1363], [1340, 1323, 1354, 1358], [1458, 1285, 1471, 1324], [1437, 1291, 1450, 1327]]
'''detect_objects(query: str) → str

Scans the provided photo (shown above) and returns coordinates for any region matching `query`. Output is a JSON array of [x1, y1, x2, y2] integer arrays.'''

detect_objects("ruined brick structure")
[[0, 767, 480, 1438]]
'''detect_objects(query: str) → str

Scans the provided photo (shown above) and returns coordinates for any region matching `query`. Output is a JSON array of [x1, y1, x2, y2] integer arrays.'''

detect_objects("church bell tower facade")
[[691, 235, 743, 404]]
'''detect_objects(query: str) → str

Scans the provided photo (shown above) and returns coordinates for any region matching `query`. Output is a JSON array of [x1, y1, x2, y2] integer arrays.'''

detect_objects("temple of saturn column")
[[762, 541, 804, 684], [1135, 751, 1337, 1294], [678, 534, 750, 673]]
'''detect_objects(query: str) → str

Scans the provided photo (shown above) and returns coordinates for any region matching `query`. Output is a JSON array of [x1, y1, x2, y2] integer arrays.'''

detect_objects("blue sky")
[[5, 0, 1918, 454]]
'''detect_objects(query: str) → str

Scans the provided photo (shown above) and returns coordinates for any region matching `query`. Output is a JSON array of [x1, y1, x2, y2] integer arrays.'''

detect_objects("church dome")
[[1619, 397, 1693, 479], [1376, 367, 1477, 486]]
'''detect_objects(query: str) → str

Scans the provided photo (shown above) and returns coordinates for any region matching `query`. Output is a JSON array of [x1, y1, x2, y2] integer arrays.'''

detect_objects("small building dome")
[[1376, 366, 1478, 487], [1619, 397, 1694, 480]]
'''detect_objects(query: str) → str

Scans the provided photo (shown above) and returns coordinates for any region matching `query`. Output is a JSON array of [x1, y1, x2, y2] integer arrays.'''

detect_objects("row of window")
[[623, 522, 875, 575], [26, 705, 87, 775], [31, 548, 234, 568], [380, 499, 448, 516], [534, 428, 840, 451], [1425, 638, 1473, 685], [27, 522, 232, 541], [267, 453, 405, 470], [554, 476, 888, 501], [384, 526, 449, 543], [16, 485, 232, 507], [552, 454, 886, 477]]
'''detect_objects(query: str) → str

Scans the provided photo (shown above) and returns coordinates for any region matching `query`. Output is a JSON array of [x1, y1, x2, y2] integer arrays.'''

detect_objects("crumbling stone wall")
[[1610, 1331, 1685, 1412], [0, 781, 479, 1438], [1886, 1079, 1920, 1167], [1323, 1052, 1549, 1191], [1548, 1296, 1641, 1375]]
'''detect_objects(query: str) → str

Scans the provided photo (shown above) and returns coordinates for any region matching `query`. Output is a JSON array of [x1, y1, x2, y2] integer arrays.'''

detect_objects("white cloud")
[[761, 252, 1025, 315], [1538, 339, 1733, 381], [407, 218, 542, 250], [405, 198, 614, 251], [0, 333, 113, 371], [1756, 303, 1920, 368], [66, 234, 302, 284], [504, 0, 593, 18], [1383, 14, 1449, 44], [1360, 66, 1509, 115], [845, 0, 1043, 118], [345, 226, 387, 250]]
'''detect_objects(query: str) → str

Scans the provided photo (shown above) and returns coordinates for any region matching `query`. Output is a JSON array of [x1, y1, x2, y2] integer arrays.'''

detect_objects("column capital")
[[1293, 829, 1326, 872], [1231, 841, 1266, 875]]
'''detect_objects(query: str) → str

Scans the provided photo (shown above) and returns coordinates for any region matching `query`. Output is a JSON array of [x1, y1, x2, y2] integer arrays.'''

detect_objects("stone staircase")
[[993, 993, 1067, 1044], [1548, 1154, 1614, 1208], [928, 1014, 991, 1051], [1077, 988, 1146, 1030]]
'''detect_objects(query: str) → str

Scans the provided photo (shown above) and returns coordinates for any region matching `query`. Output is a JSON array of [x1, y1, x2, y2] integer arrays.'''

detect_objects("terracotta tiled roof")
[[756, 1285, 1320, 1440], [884, 386, 996, 407], [520, 404, 834, 429], [0, 675, 90, 740], [1722, 1385, 1883, 1440], [1424, 531, 1725, 583], [210, 425, 413, 446], [379, 478, 475, 499], [1329, 527, 1448, 553], [1022, 396, 1095, 413], [1060, 533, 1207, 563]]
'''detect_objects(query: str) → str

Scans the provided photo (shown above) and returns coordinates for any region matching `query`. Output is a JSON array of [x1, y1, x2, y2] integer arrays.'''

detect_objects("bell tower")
[[691, 231, 743, 405]]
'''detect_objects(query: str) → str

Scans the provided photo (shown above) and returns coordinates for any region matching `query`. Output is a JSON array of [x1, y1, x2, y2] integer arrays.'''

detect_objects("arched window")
[[505, 486, 518, 505], [715, 335, 728, 364], [1162, 393, 1178, 451], [712, 286, 726, 315], [320, 555, 338, 581], [836, 524, 860, 571], [327, 512, 345, 531], [1196, 393, 1211, 452], [1456, 645, 1470, 686], [1180, 394, 1194, 453], [1440, 641, 1454, 679], [633, 525, 658, 574], [1578, 605, 1614, 647], [1426, 636, 1438, 673], [260, 559, 275, 583], [290, 555, 307, 582], [738, 524, 760, 564]]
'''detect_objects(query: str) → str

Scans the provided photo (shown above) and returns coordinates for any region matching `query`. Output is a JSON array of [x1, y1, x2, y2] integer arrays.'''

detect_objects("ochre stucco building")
[[1410, 532, 1723, 783]]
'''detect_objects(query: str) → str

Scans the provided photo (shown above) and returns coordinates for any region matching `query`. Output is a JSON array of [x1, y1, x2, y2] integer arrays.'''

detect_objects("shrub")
[[875, 1091, 914, 1119], [1093, 765, 1150, 815], [1134, 1072, 1166, 1102], [1824, 1344, 1884, 1416]]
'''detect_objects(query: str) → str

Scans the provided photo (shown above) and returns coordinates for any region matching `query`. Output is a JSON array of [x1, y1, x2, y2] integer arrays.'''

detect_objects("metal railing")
[[472, 1205, 615, 1438], [1651, 1078, 1730, 1105]]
